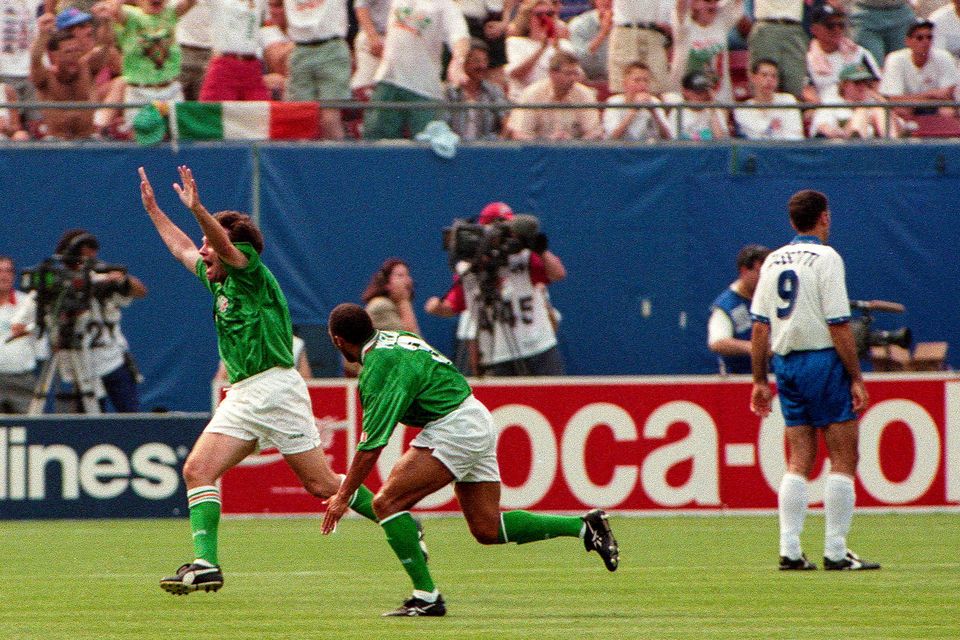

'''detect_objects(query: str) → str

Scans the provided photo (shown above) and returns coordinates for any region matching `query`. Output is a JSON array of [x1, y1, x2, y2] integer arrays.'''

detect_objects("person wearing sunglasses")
[[806, 4, 882, 103], [879, 19, 959, 117]]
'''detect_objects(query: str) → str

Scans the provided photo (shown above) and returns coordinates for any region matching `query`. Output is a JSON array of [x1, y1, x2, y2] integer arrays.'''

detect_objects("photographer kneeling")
[[52, 230, 147, 412], [425, 203, 566, 376]]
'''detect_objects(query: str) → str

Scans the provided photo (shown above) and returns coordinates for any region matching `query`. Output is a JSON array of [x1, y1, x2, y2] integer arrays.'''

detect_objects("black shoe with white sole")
[[160, 562, 224, 595], [823, 550, 881, 571], [779, 553, 817, 570], [382, 594, 447, 617]]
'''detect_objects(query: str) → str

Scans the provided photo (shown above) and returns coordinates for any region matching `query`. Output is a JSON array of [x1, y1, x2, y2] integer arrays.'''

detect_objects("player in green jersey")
[[322, 303, 619, 617], [139, 166, 382, 594]]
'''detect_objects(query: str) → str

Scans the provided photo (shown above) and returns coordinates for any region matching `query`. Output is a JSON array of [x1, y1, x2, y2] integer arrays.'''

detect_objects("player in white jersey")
[[749, 189, 880, 572]]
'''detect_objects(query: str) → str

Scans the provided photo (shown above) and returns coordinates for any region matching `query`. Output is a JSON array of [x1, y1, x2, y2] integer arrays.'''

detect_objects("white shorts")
[[411, 395, 501, 483], [206, 366, 321, 455]]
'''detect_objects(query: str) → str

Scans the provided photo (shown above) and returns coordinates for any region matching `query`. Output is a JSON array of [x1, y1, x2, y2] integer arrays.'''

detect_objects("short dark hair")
[[624, 61, 650, 76], [907, 20, 933, 37], [751, 58, 778, 74], [788, 190, 828, 232], [47, 31, 75, 52], [55, 228, 99, 255], [329, 303, 375, 346], [549, 51, 580, 71], [214, 211, 264, 254], [362, 258, 412, 303], [736, 244, 771, 270]]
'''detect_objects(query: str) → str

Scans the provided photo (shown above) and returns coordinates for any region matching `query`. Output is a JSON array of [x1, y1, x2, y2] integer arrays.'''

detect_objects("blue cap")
[[56, 7, 93, 30]]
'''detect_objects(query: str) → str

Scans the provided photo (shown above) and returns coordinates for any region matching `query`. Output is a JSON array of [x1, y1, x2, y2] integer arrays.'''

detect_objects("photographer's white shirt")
[[0, 290, 38, 374]]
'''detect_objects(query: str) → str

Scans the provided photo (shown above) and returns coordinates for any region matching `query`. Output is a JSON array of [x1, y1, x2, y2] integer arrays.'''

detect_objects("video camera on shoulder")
[[441, 213, 545, 272]]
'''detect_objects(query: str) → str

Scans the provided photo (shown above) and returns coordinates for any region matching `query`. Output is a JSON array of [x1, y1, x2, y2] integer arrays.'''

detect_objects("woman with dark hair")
[[361, 258, 421, 335]]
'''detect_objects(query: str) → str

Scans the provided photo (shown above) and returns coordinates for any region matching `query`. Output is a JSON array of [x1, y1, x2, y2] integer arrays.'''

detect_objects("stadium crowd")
[[1, 0, 960, 140]]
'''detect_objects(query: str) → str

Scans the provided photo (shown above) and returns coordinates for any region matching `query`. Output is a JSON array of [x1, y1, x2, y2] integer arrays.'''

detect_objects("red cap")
[[478, 201, 514, 224]]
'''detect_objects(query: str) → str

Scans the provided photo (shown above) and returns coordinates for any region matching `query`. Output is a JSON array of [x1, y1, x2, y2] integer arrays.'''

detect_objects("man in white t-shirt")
[[0, 256, 38, 414], [362, 0, 470, 139], [283, 0, 351, 139], [750, 189, 879, 573], [880, 19, 958, 116], [734, 57, 803, 139], [931, 0, 960, 59]]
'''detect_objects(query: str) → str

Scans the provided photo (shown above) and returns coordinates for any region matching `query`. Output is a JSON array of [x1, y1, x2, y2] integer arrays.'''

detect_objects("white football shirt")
[[750, 235, 851, 356]]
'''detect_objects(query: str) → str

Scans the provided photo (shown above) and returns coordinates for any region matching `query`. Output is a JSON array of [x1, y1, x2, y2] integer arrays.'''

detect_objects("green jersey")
[[357, 330, 472, 451], [196, 243, 294, 384], [116, 5, 181, 85]]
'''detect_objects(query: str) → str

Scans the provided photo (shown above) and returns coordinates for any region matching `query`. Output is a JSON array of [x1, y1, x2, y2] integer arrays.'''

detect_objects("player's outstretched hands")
[[173, 165, 202, 212], [321, 491, 350, 535], [138, 166, 162, 216], [750, 382, 772, 418]]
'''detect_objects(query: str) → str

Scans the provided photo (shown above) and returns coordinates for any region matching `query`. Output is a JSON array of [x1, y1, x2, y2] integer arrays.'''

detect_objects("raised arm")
[[139, 166, 201, 273], [30, 13, 55, 90], [173, 165, 248, 269]]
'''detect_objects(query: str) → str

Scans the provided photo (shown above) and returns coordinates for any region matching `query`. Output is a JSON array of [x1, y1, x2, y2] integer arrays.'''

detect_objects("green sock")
[[498, 510, 584, 544], [348, 485, 379, 522], [381, 511, 435, 592], [187, 485, 221, 565]]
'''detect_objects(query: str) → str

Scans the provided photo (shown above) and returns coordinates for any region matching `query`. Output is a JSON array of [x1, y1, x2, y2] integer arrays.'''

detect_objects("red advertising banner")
[[220, 375, 960, 514]]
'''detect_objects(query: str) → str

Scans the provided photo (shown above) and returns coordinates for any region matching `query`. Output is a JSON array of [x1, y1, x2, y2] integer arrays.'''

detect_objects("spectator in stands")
[[726, 0, 752, 52], [748, 0, 806, 98], [283, 0, 351, 139], [669, 0, 743, 102], [30, 15, 97, 139], [460, 0, 518, 89], [603, 60, 670, 139], [362, 0, 470, 140], [568, 0, 613, 84], [806, 5, 882, 103], [0, 256, 39, 414], [733, 58, 803, 138], [362, 258, 422, 334], [198, 0, 270, 101], [505, 0, 574, 100], [849, 0, 917, 67], [511, 50, 603, 140], [880, 19, 958, 116], [707, 244, 769, 375], [175, 3, 212, 101], [351, 0, 391, 96], [608, 0, 672, 94], [445, 39, 509, 140], [0, 84, 27, 139], [0, 0, 41, 134], [931, 0, 960, 59], [104, 0, 198, 132], [811, 62, 903, 138], [261, 0, 293, 99], [662, 69, 731, 139]]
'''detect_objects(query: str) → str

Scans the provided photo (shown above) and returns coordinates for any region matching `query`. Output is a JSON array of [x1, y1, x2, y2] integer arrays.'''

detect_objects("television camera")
[[849, 299, 911, 358]]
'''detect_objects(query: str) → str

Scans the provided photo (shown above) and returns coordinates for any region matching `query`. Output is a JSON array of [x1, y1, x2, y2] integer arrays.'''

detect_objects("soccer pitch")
[[1, 513, 956, 640]]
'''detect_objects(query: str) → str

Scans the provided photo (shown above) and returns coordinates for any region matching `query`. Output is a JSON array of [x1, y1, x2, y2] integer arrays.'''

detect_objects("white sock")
[[778, 472, 809, 559], [824, 473, 855, 562], [413, 589, 439, 603], [192, 558, 215, 567]]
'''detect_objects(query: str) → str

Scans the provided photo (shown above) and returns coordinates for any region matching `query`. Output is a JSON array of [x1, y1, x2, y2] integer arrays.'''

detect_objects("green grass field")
[[1, 513, 956, 640]]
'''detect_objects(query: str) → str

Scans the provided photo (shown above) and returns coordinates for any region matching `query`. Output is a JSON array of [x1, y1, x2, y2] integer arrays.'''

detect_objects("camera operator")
[[52, 229, 147, 412], [0, 256, 40, 413], [425, 202, 567, 376]]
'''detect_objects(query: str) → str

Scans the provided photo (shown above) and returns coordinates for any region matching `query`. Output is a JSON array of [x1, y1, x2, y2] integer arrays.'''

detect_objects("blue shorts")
[[772, 349, 856, 428]]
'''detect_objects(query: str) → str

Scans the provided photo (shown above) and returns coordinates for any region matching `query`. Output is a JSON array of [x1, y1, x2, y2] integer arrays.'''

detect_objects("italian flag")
[[174, 101, 320, 140]]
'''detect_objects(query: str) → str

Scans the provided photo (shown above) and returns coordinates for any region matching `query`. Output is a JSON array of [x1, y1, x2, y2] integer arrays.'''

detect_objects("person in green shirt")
[[138, 166, 382, 595], [323, 303, 619, 617]]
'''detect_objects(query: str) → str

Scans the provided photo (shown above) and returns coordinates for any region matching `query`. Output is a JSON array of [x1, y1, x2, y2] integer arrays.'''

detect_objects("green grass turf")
[[0, 513, 956, 640]]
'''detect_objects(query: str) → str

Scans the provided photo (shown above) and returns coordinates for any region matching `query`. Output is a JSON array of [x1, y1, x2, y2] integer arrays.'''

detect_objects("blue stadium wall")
[[5, 142, 957, 411]]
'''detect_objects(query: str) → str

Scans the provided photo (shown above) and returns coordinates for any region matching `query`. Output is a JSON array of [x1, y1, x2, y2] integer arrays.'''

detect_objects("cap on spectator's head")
[[811, 4, 846, 24], [907, 18, 934, 36], [681, 71, 713, 93], [838, 62, 877, 82], [56, 7, 93, 30], [478, 201, 514, 224]]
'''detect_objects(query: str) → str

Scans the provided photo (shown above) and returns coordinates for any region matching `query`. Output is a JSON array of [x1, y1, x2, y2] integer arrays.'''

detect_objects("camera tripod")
[[471, 278, 529, 376], [28, 328, 102, 415]]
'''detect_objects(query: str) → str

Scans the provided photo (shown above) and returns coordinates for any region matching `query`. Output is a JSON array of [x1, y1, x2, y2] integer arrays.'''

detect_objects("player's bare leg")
[[455, 481, 619, 570], [375, 447, 454, 616], [284, 447, 379, 522], [779, 425, 817, 570], [161, 432, 256, 595], [822, 421, 879, 570]]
